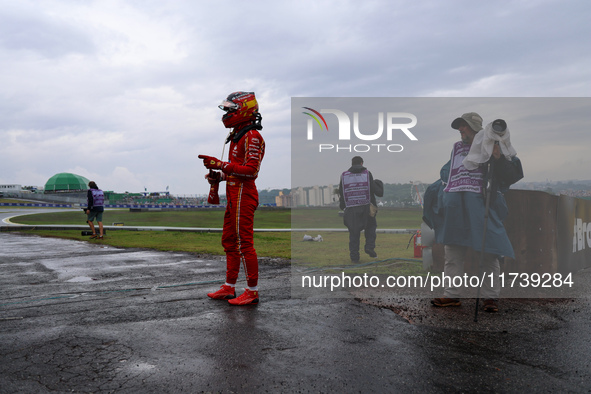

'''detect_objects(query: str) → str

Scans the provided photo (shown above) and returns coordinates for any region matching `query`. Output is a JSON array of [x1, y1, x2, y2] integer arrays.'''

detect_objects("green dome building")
[[44, 173, 90, 193]]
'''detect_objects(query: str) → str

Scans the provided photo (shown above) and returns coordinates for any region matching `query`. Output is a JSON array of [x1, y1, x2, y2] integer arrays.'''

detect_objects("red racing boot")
[[207, 284, 236, 300], [228, 289, 259, 305]]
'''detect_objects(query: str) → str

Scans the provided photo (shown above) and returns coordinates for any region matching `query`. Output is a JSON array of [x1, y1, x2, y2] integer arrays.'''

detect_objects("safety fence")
[[0, 202, 222, 209], [0, 202, 277, 209], [427, 189, 591, 275], [0, 202, 72, 208]]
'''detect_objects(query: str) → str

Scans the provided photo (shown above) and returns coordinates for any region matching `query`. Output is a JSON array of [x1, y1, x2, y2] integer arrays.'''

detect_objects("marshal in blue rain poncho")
[[423, 145, 523, 258]]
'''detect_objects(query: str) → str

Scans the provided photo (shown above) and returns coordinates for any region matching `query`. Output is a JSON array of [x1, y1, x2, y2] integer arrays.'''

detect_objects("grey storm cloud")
[[0, 0, 589, 195], [0, 6, 95, 58]]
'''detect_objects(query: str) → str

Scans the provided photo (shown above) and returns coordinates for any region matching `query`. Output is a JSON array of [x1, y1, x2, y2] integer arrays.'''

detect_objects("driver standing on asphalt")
[[199, 92, 265, 306]]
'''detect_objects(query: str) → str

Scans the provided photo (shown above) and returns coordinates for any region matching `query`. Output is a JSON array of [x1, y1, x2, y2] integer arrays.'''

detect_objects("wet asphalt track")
[[1, 214, 591, 392]]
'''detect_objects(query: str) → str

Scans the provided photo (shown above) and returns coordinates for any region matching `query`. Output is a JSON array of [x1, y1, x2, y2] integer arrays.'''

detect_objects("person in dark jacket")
[[85, 181, 105, 239], [339, 156, 384, 263]]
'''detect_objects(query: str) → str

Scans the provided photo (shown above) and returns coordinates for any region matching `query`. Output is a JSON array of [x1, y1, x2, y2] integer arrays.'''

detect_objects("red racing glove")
[[198, 155, 227, 171]]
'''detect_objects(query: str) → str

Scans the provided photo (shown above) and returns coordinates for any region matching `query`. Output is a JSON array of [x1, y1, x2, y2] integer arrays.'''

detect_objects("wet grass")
[[11, 206, 422, 229], [291, 207, 422, 229], [21, 229, 292, 259], [10, 206, 426, 275], [292, 232, 426, 276], [12, 208, 291, 228]]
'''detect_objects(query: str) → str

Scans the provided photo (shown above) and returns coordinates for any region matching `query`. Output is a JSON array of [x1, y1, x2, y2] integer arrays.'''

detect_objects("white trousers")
[[443, 244, 500, 299]]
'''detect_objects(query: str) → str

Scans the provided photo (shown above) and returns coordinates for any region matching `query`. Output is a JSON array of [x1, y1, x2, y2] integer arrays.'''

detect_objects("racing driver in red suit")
[[199, 91, 265, 305]]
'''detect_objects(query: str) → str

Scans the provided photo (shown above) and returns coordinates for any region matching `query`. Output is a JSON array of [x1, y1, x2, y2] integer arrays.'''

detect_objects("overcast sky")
[[1, 0, 589, 195]]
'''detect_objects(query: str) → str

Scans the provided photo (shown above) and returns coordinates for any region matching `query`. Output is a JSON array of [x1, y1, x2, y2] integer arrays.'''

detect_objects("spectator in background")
[[85, 181, 105, 240]]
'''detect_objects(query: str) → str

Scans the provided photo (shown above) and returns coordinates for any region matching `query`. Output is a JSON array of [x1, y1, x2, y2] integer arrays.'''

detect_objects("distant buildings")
[[275, 191, 292, 207], [0, 185, 22, 193], [276, 185, 337, 207]]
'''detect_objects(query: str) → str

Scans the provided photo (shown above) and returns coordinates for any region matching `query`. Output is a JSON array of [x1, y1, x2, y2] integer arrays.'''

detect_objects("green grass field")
[[292, 231, 425, 277], [291, 207, 421, 229], [20, 229, 292, 259], [11, 206, 421, 229], [6, 205, 425, 272], [11, 208, 291, 228]]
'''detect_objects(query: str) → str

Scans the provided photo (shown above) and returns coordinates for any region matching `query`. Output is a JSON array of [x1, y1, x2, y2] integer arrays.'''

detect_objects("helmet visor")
[[219, 100, 239, 112]]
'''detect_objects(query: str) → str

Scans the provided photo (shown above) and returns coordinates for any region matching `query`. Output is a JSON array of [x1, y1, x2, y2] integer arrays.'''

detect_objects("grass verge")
[[10, 207, 422, 229], [292, 232, 426, 277], [8, 206, 427, 276], [11, 208, 291, 228], [19, 229, 291, 260]]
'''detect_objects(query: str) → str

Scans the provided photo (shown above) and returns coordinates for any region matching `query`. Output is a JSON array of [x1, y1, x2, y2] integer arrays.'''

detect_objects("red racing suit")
[[219, 128, 265, 288]]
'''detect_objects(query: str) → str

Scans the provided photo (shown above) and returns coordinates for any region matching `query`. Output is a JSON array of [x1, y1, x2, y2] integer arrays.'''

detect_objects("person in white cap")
[[425, 112, 523, 312]]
